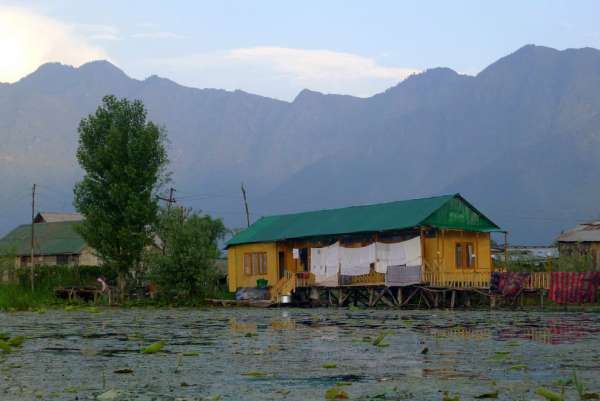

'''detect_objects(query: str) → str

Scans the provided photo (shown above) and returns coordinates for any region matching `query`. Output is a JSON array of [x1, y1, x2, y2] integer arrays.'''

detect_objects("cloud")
[[132, 31, 184, 39], [75, 24, 120, 41], [0, 7, 108, 83], [144, 47, 419, 100]]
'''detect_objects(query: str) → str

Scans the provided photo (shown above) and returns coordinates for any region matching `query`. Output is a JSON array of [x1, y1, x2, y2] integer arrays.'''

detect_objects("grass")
[[0, 283, 63, 311]]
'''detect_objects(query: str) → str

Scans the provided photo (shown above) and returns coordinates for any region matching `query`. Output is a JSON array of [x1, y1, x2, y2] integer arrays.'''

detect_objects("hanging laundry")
[[491, 272, 530, 297], [375, 237, 422, 273], [549, 272, 600, 304], [339, 243, 376, 276], [386, 265, 422, 286], [310, 242, 340, 286]]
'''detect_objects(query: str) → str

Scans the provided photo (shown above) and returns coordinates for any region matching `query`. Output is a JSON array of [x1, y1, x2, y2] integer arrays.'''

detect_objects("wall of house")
[[227, 242, 278, 292], [79, 247, 100, 266], [423, 229, 491, 273]]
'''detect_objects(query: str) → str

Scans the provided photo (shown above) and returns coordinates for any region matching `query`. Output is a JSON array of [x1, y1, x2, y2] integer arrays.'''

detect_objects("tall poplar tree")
[[74, 95, 168, 298]]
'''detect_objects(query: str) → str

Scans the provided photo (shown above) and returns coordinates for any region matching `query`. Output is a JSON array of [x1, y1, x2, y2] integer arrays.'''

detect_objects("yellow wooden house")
[[226, 194, 500, 301]]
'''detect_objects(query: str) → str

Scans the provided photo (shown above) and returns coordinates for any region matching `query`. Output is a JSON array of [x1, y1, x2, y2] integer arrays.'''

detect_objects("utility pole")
[[241, 182, 250, 228], [157, 187, 176, 210], [30, 183, 36, 292]]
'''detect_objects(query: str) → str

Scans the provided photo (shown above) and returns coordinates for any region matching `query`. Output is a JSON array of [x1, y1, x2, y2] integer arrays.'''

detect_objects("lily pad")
[[535, 387, 564, 401], [141, 341, 165, 354], [8, 336, 25, 347], [322, 362, 337, 369], [325, 387, 349, 399]]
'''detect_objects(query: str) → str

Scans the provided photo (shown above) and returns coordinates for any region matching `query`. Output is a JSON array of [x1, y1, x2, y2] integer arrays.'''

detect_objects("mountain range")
[[1, 44, 600, 245]]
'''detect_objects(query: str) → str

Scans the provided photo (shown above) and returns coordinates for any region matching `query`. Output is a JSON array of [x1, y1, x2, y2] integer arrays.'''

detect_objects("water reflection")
[[0, 308, 599, 401]]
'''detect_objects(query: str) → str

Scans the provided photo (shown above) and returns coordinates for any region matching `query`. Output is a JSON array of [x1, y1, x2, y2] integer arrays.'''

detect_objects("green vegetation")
[[0, 265, 114, 311], [144, 207, 226, 303], [74, 95, 169, 300]]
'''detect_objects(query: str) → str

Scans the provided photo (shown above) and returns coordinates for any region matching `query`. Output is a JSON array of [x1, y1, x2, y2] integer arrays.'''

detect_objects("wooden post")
[[450, 290, 456, 309], [540, 289, 544, 310], [241, 183, 250, 228], [30, 183, 36, 292], [397, 287, 403, 305]]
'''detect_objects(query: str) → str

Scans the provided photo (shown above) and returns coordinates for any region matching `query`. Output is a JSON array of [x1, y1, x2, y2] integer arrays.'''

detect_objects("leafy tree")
[[74, 95, 168, 298], [146, 207, 226, 302]]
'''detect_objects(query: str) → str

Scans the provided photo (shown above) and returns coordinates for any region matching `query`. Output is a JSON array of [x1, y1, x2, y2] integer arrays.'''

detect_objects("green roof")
[[0, 221, 86, 256], [227, 194, 500, 247]]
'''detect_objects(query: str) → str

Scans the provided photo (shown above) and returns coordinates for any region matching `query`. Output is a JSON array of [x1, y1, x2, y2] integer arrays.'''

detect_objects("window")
[[455, 242, 475, 268], [56, 255, 69, 265], [455, 243, 463, 268], [20, 256, 30, 266], [243, 252, 267, 275]]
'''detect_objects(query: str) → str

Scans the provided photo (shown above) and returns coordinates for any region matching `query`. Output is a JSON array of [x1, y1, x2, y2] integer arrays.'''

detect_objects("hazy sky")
[[2, 0, 600, 100]]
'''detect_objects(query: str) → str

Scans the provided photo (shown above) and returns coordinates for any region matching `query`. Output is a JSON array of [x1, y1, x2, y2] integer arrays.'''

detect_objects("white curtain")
[[311, 237, 422, 281]]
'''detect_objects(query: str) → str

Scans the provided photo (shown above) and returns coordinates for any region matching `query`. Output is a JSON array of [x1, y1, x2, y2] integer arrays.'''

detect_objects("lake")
[[1, 308, 599, 400]]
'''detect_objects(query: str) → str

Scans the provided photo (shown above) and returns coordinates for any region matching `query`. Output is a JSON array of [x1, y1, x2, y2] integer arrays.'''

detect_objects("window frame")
[[455, 242, 475, 269], [243, 252, 268, 276]]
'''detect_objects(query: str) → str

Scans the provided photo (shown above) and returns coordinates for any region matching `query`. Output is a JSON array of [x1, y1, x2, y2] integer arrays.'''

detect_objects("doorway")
[[278, 251, 285, 280]]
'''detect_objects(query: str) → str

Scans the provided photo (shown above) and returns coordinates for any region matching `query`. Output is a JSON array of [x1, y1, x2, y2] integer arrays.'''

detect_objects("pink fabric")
[[549, 272, 600, 304]]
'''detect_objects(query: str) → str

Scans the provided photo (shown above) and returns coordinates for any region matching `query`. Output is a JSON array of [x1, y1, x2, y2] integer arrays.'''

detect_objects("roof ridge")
[[258, 193, 456, 220]]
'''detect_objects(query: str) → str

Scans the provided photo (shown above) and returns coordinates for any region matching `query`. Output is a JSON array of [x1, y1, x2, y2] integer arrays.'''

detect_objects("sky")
[[2, 0, 600, 100]]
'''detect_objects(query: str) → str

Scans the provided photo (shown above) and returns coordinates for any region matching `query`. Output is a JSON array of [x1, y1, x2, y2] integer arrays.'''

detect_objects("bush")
[[16, 265, 117, 291], [145, 208, 226, 303]]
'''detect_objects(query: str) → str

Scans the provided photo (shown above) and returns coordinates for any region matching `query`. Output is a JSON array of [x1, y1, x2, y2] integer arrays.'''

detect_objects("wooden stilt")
[[450, 290, 456, 309], [397, 287, 403, 305], [465, 291, 471, 308], [540, 290, 544, 310]]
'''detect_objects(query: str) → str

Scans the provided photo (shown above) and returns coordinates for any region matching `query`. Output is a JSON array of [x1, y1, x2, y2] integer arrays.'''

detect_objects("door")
[[278, 251, 286, 280]]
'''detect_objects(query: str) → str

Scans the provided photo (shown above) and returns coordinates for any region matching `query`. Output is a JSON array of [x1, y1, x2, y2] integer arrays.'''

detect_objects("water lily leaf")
[[141, 341, 165, 354], [8, 336, 25, 347], [0, 340, 12, 353], [64, 386, 79, 393], [97, 389, 123, 400], [372, 332, 387, 346], [442, 392, 460, 401], [325, 387, 349, 399], [535, 387, 564, 401], [508, 364, 528, 371], [182, 352, 199, 356], [322, 362, 337, 369], [241, 371, 268, 377], [474, 390, 498, 399]]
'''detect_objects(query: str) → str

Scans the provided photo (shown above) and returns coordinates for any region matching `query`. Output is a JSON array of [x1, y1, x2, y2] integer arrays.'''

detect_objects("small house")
[[557, 220, 600, 270], [0, 212, 99, 268], [226, 194, 500, 300]]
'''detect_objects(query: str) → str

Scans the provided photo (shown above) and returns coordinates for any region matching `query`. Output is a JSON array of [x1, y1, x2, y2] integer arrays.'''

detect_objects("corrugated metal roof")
[[0, 221, 86, 256], [227, 193, 499, 247], [35, 212, 83, 223], [557, 220, 600, 242]]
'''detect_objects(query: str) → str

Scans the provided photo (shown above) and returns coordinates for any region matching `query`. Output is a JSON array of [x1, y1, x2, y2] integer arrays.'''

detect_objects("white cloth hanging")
[[375, 237, 422, 273], [311, 242, 341, 285], [339, 243, 375, 276]]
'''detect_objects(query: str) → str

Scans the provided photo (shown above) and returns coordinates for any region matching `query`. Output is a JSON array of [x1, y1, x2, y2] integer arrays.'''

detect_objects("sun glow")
[[0, 7, 106, 83]]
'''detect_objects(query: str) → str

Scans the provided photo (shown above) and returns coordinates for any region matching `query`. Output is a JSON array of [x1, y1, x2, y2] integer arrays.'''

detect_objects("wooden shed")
[[226, 194, 500, 300]]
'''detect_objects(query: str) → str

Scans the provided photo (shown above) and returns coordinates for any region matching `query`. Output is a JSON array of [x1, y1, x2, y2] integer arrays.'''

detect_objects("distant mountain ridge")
[[1, 44, 600, 244]]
